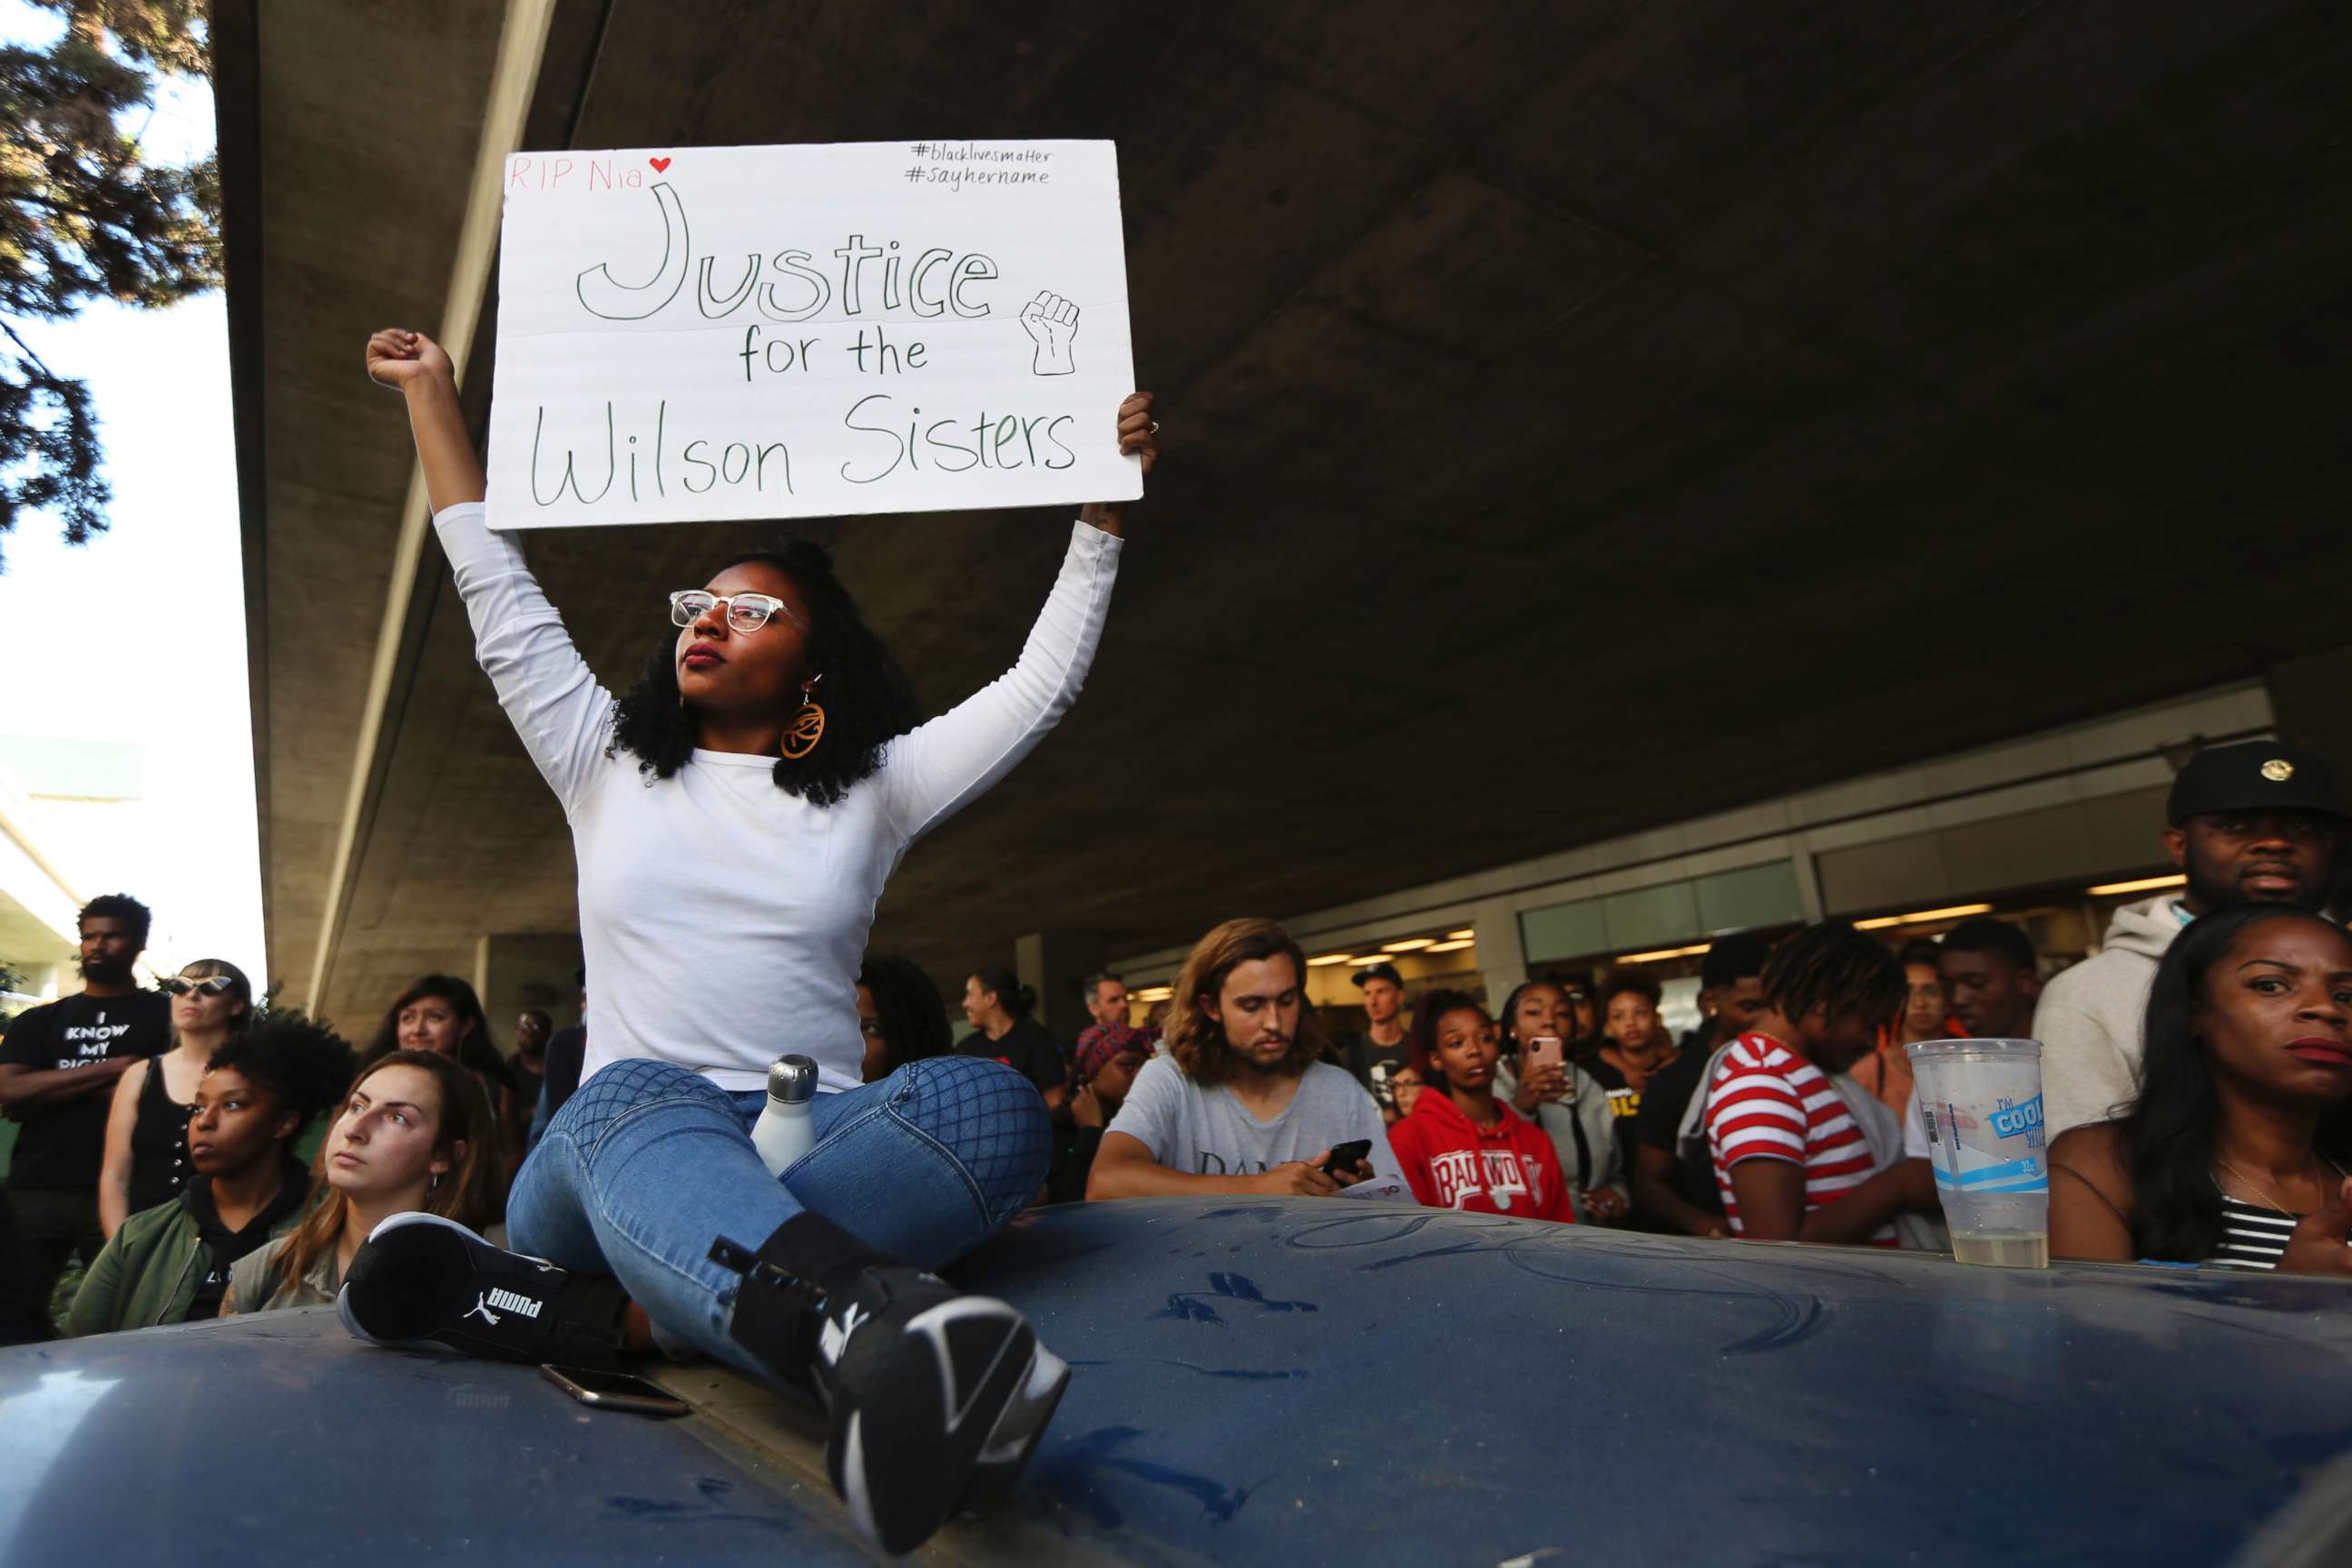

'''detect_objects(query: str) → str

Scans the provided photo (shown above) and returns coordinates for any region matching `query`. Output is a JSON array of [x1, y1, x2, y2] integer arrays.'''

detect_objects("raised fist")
[[1020, 290, 1079, 376], [366, 328, 454, 390]]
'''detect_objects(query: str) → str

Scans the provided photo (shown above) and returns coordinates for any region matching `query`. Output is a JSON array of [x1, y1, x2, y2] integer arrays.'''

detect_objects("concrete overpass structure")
[[0, 764, 86, 1004], [0, 737, 155, 1004], [220, 1, 2352, 1035]]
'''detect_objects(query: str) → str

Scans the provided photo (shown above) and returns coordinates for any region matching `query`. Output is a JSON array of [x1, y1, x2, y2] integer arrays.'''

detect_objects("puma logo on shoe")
[[819, 1301, 868, 1365], [463, 1288, 543, 1327]]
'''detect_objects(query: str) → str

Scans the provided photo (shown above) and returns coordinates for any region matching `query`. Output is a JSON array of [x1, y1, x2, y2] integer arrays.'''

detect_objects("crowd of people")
[[3, 318, 2344, 1555], [8, 735, 2345, 1349]]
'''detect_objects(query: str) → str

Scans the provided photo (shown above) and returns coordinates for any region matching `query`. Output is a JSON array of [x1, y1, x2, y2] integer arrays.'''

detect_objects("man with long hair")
[[0, 894, 172, 1313], [1088, 918, 1405, 1200]]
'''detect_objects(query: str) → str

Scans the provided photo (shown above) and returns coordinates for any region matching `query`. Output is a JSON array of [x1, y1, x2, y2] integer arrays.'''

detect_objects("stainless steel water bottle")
[[750, 1054, 819, 1176]]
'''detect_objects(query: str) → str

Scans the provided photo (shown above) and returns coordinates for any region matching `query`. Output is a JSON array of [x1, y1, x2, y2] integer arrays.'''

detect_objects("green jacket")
[[67, 1181, 302, 1336]]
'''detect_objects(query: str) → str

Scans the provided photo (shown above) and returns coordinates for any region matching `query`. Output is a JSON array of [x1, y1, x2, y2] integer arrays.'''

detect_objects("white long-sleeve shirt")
[[432, 501, 1122, 1093]]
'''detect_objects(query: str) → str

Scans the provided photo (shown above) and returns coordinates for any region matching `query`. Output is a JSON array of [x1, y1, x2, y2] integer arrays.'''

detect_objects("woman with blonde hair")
[[223, 1049, 499, 1315], [98, 958, 253, 1238]]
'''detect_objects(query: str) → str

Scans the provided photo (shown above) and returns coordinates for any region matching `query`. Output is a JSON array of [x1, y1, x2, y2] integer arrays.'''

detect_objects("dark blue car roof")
[[5, 1199, 2349, 1563]]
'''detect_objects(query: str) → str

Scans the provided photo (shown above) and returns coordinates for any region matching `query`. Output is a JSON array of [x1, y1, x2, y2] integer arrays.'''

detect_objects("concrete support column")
[[1791, 844, 1827, 922], [1016, 928, 1104, 1046], [474, 932, 585, 1048], [1470, 895, 1527, 1009]]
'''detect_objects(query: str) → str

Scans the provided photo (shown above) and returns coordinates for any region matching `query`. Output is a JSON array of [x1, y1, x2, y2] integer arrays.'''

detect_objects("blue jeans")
[[507, 1054, 1050, 1375]]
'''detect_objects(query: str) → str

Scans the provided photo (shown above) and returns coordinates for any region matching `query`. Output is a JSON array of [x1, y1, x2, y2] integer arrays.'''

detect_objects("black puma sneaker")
[[338, 1211, 628, 1367], [716, 1218, 1069, 1556]]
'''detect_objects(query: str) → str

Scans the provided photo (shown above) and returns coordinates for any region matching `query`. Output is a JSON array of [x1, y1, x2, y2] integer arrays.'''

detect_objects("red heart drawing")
[[648, 156, 671, 172]]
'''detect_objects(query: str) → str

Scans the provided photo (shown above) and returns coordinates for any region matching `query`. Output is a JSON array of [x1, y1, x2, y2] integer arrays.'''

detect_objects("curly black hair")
[[79, 892, 152, 947], [608, 542, 923, 807], [1599, 967, 1664, 1012], [206, 1009, 358, 1130]]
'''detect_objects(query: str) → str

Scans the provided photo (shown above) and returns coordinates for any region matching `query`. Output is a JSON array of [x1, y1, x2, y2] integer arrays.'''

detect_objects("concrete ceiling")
[[226, 0, 2352, 1018]]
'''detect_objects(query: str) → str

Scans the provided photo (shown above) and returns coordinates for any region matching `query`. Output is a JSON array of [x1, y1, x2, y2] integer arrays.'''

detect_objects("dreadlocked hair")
[[1761, 922, 1908, 1033], [608, 541, 923, 807]]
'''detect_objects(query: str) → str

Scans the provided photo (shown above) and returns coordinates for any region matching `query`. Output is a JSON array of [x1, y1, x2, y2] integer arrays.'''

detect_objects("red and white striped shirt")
[[1704, 1033, 1894, 1246]]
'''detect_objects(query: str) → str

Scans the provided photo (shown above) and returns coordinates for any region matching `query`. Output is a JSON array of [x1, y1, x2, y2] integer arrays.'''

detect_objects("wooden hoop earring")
[[781, 677, 826, 760], [781, 702, 826, 760]]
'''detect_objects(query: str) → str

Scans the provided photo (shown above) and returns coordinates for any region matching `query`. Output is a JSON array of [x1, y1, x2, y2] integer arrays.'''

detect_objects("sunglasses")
[[163, 975, 236, 997], [669, 590, 806, 635]]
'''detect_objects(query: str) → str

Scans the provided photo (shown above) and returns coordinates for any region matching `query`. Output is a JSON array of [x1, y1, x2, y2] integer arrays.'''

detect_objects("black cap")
[[1352, 962, 1403, 988], [2167, 740, 2341, 825]]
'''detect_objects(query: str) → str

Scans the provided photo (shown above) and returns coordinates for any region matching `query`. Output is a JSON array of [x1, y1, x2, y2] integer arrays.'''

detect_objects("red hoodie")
[[1387, 1090, 1577, 1222]]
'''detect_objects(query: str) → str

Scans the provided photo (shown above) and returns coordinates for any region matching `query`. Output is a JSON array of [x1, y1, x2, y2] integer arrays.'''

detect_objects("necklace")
[[2213, 1153, 2337, 1217]]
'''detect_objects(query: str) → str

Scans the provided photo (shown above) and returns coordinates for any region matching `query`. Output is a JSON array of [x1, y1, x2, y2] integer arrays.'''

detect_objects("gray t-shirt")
[[229, 1232, 341, 1312], [1106, 1057, 1407, 1200]]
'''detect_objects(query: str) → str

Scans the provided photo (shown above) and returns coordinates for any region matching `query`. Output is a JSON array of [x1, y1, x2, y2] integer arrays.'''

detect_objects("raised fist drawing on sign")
[[1020, 289, 1079, 376]]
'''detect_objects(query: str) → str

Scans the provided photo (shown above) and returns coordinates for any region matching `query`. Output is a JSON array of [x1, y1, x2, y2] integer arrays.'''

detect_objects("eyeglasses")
[[669, 590, 805, 634], [163, 975, 235, 997]]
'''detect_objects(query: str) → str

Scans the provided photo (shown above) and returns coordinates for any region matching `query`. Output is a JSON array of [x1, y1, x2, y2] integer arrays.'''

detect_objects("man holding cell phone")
[[1087, 919, 1406, 1202]]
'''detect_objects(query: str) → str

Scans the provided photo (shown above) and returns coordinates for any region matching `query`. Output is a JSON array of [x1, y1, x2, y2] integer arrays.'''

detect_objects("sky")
[[0, 5, 266, 985]]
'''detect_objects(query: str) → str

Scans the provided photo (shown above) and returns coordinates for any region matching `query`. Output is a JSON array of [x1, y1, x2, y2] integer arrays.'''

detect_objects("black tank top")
[[127, 1054, 195, 1213]]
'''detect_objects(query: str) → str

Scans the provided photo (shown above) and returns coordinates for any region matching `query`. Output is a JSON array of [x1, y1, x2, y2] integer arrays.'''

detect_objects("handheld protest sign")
[[486, 140, 1140, 530]]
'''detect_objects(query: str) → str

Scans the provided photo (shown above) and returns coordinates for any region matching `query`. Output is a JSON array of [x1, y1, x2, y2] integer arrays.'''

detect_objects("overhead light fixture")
[[1306, 953, 1357, 966], [1617, 942, 1712, 965], [1854, 903, 1994, 931], [1425, 938, 1475, 953], [1382, 937, 1436, 952], [1446, 929, 1475, 941], [1129, 985, 1173, 1003], [2085, 873, 2187, 897]]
